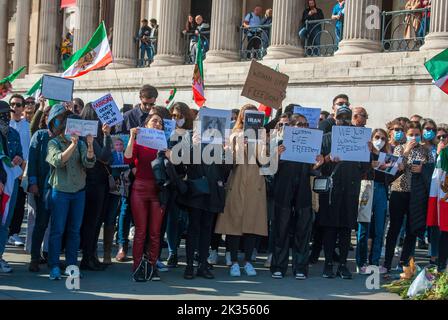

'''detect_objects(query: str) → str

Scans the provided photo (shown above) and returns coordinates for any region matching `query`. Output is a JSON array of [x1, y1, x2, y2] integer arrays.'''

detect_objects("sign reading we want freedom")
[[331, 126, 372, 162]]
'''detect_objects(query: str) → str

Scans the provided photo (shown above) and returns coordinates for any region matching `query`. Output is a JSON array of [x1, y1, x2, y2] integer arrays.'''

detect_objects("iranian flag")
[[427, 150, 448, 232], [192, 39, 206, 107], [62, 21, 113, 79], [425, 48, 448, 94], [0, 157, 23, 226]]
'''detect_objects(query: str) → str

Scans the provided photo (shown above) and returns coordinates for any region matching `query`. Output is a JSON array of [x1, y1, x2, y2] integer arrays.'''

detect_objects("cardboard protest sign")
[[199, 108, 232, 144], [241, 60, 289, 110], [244, 110, 265, 141], [375, 152, 403, 176], [331, 126, 372, 162], [91, 94, 124, 127], [41, 75, 74, 102], [136, 128, 168, 151], [293, 106, 321, 129], [163, 119, 176, 142], [65, 118, 98, 137], [281, 127, 323, 164]]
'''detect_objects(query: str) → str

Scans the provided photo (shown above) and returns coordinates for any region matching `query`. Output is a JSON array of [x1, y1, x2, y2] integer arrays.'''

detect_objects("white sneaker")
[[357, 265, 369, 275], [129, 227, 135, 241], [8, 234, 24, 247], [244, 262, 257, 276], [0, 259, 12, 273], [271, 271, 283, 279], [264, 254, 272, 268], [225, 252, 232, 266], [207, 250, 218, 265], [230, 263, 241, 277], [251, 248, 258, 262]]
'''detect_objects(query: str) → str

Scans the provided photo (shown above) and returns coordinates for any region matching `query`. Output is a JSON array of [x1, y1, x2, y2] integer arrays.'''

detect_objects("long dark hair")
[[170, 102, 194, 130], [143, 112, 165, 131]]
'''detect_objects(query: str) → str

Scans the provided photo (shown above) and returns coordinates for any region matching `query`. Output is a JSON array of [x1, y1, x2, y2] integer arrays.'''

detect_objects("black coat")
[[318, 132, 370, 229]]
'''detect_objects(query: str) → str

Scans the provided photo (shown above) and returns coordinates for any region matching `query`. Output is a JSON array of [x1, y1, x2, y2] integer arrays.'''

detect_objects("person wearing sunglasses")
[[384, 122, 435, 277], [387, 118, 407, 153], [356, 129, 392, 276], [270, 115, 324, 280], [318, 94, 350, 134]]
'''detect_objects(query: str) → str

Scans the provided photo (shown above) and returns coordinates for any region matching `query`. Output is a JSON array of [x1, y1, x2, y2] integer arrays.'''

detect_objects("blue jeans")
[[166, 205, 188, 255], [0, 179, 19, 257], [335, 25, 343, 45], [117, 196, 132, 246], [139, 44, 154, 67], [356, 182, 388, 267], [49, 190, 86, 268], [418, 17, 430, 39]]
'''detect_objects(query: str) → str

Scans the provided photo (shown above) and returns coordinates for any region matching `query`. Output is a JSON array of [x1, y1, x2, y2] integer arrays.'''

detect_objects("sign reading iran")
[[91, 94, 124, 127], [62, 22, 113, 79]]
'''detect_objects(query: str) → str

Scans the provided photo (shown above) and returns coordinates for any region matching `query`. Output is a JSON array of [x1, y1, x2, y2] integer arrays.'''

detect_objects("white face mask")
[[373, 139, 385, 151], [176, 118, 185, 128]]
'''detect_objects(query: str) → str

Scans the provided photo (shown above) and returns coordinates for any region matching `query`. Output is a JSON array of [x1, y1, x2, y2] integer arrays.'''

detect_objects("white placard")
[[136, 128, 168, 151], [293, 106, 321, 129], [65, 118, 98, 137], [281, 127, 323, 164], [199, 108, 232, 144], [375, 152, 403, 176], [331, 126, 372, 162], [41, 75, 74, 102], [91, 94, 124, 127]]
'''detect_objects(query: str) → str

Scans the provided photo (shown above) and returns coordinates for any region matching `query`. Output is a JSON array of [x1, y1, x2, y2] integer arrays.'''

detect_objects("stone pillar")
[[264, 0, 304, 60], [13, 0, 31, 77], [206, 0, 242, 63], [335, 0, 382, 55], [73, 0, 100, 51], [152, 0, 184, 66], [107, 0, 140, 69], [0, 0, 8, 79], [420, 0, 448, 51], [31, 0, 59, 73]]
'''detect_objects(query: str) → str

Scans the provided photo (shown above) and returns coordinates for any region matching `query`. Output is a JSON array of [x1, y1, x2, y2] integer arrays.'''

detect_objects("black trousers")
[[323, 227, 351, 265], [384, 192, 416, 268], [9, 186, 27, 236], [310, 215, 324, 260], [227, 234, 257, 263], [271, 205, 314, 275], [439, 231, 448, 269], [81, 183, 108, 260], [186, 208, 215, 267]]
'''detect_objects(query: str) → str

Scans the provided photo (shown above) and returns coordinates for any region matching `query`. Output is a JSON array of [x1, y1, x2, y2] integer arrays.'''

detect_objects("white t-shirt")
[[10, 119, 31, 161]]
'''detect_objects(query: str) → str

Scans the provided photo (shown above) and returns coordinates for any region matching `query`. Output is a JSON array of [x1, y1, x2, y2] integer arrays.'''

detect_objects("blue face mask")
[[407, 136, 421, 144], [54, 119, 61, 128], [423, 129, 436, 141], [394, 131, 404, 142]]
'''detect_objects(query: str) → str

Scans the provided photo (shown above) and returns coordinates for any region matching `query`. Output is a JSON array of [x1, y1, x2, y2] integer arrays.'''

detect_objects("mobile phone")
[[412, 160, 421, 165]]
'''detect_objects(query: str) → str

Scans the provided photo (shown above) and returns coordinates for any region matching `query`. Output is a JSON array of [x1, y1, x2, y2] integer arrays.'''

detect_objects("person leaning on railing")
[[404, 0, 423, 40], [298, 0, 324, 48]]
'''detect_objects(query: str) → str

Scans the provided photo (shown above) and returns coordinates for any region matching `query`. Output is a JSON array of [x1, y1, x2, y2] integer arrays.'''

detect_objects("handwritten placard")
[[91, 94, 124, 127], [241, 60, 289, 110], [331, 126, 372, 162], [65, 118, 98, 137], [293, 106, 321, 129], [281, 127, 323, 164], [136, 128, 168, 151]]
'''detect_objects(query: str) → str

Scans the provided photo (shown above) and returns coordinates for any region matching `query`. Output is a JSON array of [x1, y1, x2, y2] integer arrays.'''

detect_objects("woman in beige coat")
[[215, 104, 268, 277]]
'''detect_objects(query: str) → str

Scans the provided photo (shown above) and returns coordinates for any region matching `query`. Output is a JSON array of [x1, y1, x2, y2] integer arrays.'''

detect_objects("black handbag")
[[312, 163, 341, 194], [187, 176, 210, 197]]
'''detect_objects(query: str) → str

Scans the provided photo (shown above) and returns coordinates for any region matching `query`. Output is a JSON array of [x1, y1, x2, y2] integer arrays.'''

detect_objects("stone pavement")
[[0, 240, 401, 300]]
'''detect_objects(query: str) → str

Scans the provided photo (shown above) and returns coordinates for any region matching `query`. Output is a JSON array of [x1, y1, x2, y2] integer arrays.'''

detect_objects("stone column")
[[264, 0, 304, 60], [152, 0, 184, 66], [31, 0, 59, 73], [13, 0, 31, 77], [0, 0, 8, 79], [73, 0, 100, 51], [335, 0, 382, 55], [420, 0, 448, 51], [206, 0, 242, 63], [107, 0, 140, 69]]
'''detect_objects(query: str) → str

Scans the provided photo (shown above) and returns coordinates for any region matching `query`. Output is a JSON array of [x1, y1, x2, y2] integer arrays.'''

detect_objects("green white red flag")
[[425, 48, 448, 94]]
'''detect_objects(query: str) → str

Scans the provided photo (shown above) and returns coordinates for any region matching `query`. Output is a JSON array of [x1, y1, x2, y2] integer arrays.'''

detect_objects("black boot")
[[322, 263, 335, 279], [167, 253, 178, 268], [337, 264, 353, 280], [184, 265, 195, 280], [197, 264, 214, 279], [80, 257, 106, 271]]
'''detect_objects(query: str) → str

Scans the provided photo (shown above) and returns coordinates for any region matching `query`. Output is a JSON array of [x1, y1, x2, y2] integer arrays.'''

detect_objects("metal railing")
[[381, 7, 430, 52], [303, 19, 339, 57], [240, 25, 271, 61], [184, 31, 210, 65]]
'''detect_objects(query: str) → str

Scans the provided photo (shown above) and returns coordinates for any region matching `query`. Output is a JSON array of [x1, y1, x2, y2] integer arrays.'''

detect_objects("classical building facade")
[[2, 0, 448, 128]]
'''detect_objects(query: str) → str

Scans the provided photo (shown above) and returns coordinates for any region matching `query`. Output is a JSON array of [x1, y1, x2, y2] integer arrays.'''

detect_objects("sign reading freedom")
[[241, 61, 289, 110]]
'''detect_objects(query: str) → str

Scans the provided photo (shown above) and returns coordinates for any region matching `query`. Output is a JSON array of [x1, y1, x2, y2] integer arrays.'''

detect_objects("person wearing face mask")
[[27, 100, 65, 272], [0, 100, 22, 274], [383, 122, 435, 276], [356, 129, 394, 275], [318, 106, 370, 279], [46, 105, 96, 280], [387, 118, 407, 153]]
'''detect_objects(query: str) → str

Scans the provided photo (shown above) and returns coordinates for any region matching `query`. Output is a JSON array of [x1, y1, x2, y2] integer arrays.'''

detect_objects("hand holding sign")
[[65, 118, 99, 137], [331, 126, 372, 162], [281, 127, 323, 164], [136, 128, 168, 151], [91, 94, 124, 127]]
